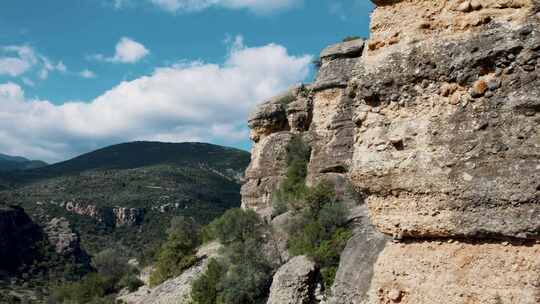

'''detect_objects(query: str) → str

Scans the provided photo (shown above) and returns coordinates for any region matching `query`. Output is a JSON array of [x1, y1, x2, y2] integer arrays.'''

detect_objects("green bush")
[[285, 181, 351, 292], [210, 209, 265, 246], [272, 136, 311, 215], [118, 272, 144, 292], [191, 209, 272, 304], [149, 216, 201, 287], [92, 249, 129, 284], [49, 248, 140, 303], [191, 259, 226, 304], [50, 273, 111, 303]]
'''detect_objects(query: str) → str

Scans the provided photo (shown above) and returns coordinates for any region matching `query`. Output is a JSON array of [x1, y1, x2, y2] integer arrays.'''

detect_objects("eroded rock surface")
[[267, 255, 317, 304], [367, 240, 540, 304], [44, 217, 82, 255], [242, 0, 540, 303]]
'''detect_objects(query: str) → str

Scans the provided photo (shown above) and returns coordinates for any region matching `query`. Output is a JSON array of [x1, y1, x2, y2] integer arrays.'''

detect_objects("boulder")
[[320, 39, 364, 61], [267, 255, 317, 304]]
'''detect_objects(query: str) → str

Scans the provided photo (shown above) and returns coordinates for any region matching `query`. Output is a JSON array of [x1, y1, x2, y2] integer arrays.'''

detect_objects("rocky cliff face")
[[64, 201, 144, 227], [242, 0, 540, 303]]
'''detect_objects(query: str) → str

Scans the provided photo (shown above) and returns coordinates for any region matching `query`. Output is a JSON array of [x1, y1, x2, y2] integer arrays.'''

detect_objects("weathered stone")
[[112, 207, 144, 227], [287, 96, 312, 132], [351, 4, 540, 239], [248, 102, 289, 143], [267, 255, 317, 304], [470, 79, 488, 98], [241, 2, 540, 304], [364, 241, 540, 304], [457, 1, 472, 12], [330, 205, 389, 304], [44, 217, 80, 255], [241, 132, 293, 217], [64, 201, 144, 227], [320, 39, 365, 61]]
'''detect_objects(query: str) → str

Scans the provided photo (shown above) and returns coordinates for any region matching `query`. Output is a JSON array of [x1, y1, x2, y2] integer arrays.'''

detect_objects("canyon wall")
[[241, 0, 540, 303]]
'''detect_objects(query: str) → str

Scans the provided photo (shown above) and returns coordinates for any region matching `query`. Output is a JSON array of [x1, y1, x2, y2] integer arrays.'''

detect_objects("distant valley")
[[0, 141, 250, 257], [0, 153, 47, 172]]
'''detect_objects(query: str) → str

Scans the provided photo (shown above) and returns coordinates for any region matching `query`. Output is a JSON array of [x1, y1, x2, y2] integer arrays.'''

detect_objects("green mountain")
[[0, 141, 250, 258], [0, 153, 47, 172]]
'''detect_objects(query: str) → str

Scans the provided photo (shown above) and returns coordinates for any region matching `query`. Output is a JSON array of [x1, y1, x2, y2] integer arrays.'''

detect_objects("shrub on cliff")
[[191, 258, 226, 304], [272, 136, 311, 216], [286, 181, 351, 291], [191, 209, 272, 304], [149, 216, 201, 287]]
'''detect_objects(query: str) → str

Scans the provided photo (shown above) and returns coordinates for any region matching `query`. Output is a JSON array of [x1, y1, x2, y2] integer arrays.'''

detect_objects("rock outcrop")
[[64, 201, 144, 227], [118, 242, 221, 304], [242, 0, 540, 303], [44, 217, 84, 256], [267, 255, 318, 304]]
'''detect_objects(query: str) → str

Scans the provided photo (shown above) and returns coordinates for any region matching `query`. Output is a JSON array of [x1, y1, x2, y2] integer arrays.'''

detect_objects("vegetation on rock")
[[48, 248, 141, 304], [191, 209, 272, 304], [149, 216, 201, 287], [272, 135, 311, 217], [272, 136, 351, 292]]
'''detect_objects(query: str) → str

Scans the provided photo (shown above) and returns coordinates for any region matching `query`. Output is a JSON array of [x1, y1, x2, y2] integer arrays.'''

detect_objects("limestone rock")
[[241, 132, 294, 217], [267, 255, 317, 304], [241, 1, 540, 304], [330, 205, 389, 304], [351, 6, 540, 239], [112, 207, 144, 227], [44, 217, 80, 255], [365, 241, 540, 304], [320, 39, 364, 61], [64, 201, 144, 227]]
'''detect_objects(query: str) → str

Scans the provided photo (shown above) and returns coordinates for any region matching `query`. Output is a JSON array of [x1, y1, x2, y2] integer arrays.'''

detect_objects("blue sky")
[[0, 0, 373, 162]]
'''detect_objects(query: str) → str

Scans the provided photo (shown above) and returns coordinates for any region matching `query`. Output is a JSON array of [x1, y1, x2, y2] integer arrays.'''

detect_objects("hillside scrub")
[[49, 249, 142, 304], [191, 209, 272, 304], [149, 216, 201, 287]]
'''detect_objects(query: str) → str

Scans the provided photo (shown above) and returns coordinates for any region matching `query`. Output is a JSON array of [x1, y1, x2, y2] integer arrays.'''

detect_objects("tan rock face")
[[241, 132, 293, 217], [266, 255, 317, 304], [351, 5, 540, 240], [242, 1, 540, 302], [367, 0, 534, 54], [366, 240, 540, 304]]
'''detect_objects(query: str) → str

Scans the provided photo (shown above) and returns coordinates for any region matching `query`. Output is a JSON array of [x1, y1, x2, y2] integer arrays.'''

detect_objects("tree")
[[191, 259, 226, 304], [149, 216, 201, 286]]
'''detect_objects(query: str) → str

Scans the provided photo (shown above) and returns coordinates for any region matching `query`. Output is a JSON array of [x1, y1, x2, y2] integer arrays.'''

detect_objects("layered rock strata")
[[242, 0, 540, 303]]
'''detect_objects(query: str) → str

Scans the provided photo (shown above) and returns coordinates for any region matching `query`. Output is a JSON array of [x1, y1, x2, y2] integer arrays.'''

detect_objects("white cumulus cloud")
[[0, 45, 66, 80], [92, 37, 150, 64], [149, 0, 302, 14], [0, 37, 311, 162]]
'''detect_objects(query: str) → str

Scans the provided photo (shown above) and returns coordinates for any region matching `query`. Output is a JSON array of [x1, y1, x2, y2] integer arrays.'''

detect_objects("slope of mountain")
[[0, 141, 250, 257], [0, 153, 47, 172], [0, 205, 91, 303]]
